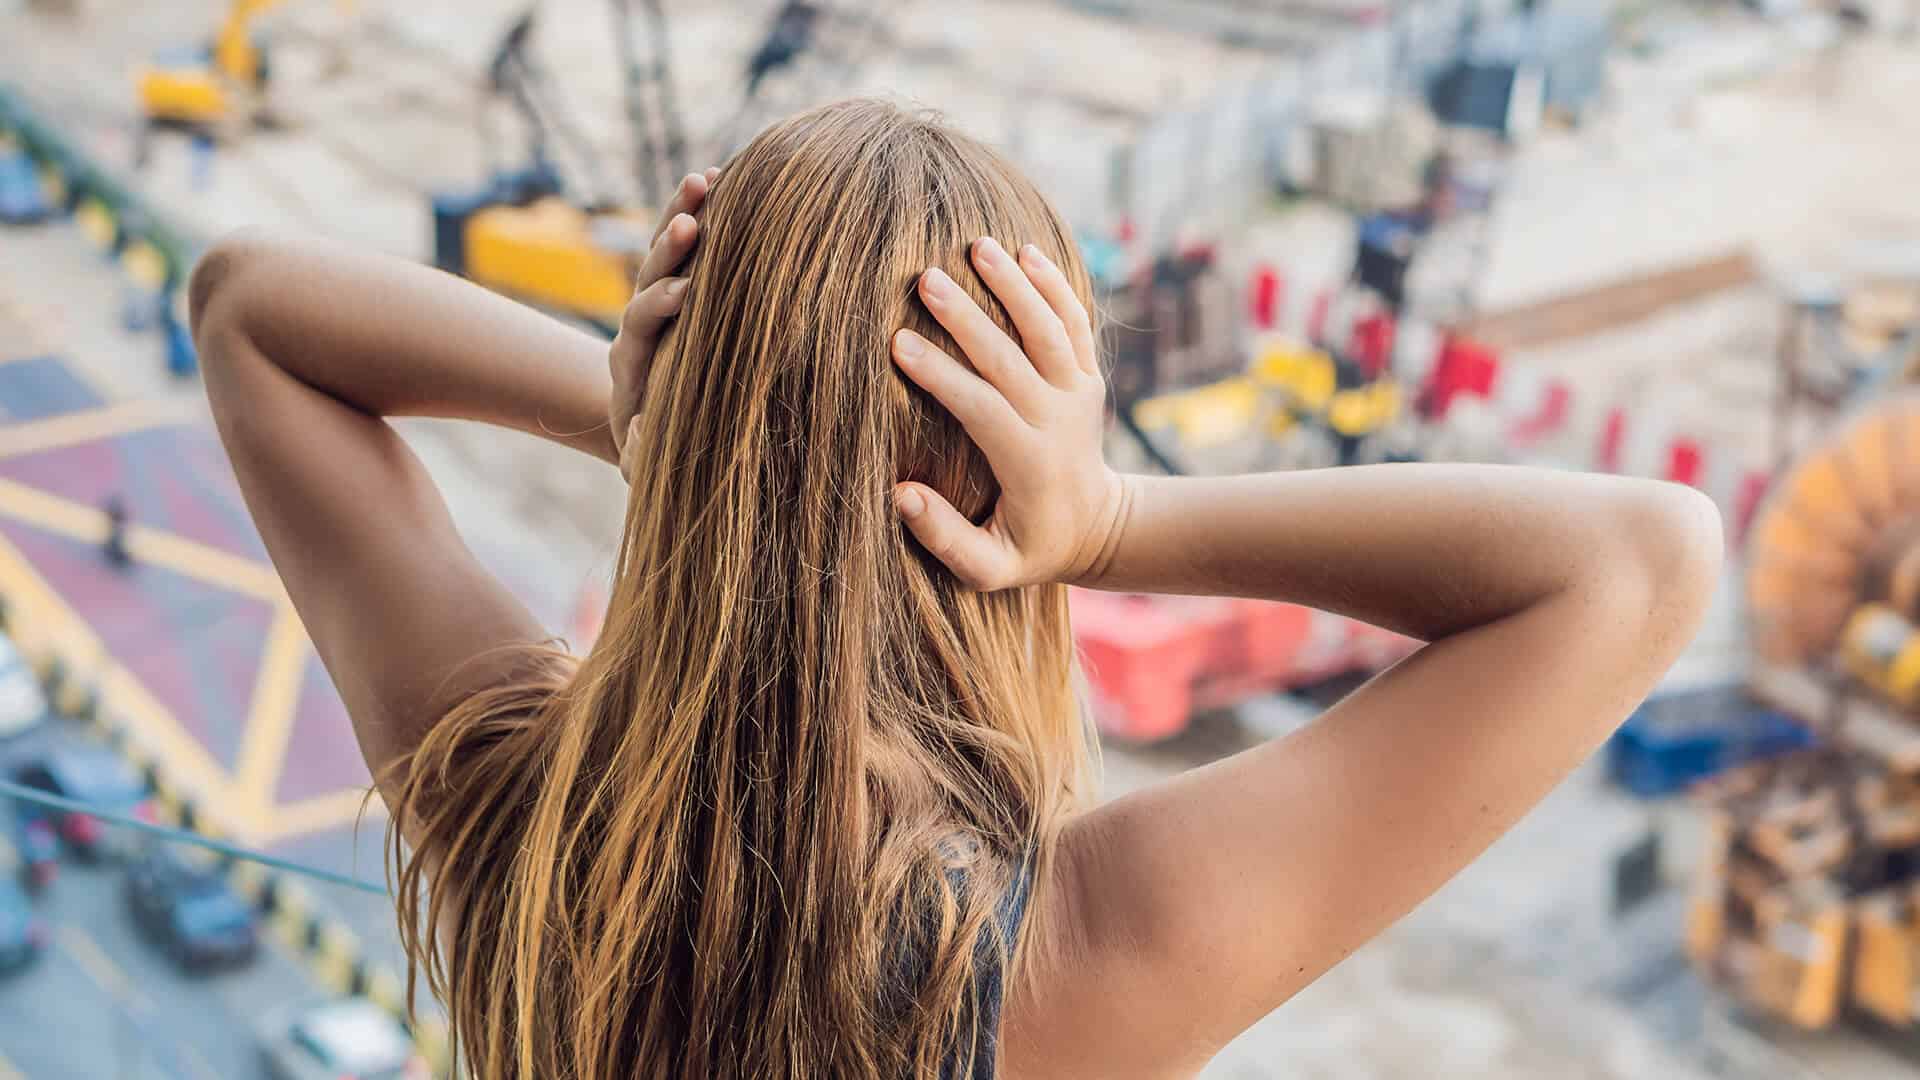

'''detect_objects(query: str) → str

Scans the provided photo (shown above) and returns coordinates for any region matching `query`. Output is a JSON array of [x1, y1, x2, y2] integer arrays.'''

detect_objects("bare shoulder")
[[998, 789, 1224, 1080]]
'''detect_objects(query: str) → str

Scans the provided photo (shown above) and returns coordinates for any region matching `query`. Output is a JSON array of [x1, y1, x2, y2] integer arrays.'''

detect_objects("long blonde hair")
[[391, 99, 1099, 1079]]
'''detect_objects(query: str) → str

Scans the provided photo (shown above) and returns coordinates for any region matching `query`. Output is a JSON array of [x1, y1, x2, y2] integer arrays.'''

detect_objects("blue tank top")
[[888, 857, 1031, 1080], [949, 861, 1032, 1080]]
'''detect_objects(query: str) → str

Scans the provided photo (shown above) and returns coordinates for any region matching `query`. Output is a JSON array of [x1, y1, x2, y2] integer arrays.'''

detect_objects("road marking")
[[54, 925, 221, 1080], [0, 398, 199, 461], [55, 924, 151, 1013], [263, 786, 385, 844], [0, 477, 283, 601], [233, 602, 309, 816], [0, 528, 250, 829]]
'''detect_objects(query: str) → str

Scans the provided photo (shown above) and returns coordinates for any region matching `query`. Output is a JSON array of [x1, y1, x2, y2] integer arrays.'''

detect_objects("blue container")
[[162, 306, 197, 377], [1607, 683, 1814, 798]]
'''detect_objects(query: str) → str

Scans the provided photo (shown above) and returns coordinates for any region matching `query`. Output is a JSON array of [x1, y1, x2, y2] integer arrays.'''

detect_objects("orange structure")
[[1691, 388, 1920, 1031]]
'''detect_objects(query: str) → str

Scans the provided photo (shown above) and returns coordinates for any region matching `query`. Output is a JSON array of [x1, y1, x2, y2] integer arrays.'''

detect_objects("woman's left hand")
[[611, 166, 719, 480]]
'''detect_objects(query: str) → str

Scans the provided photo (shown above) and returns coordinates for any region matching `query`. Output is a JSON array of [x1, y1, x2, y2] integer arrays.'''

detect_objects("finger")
[[892, 328, 1029, 463], [1018, 244, 1097, 375], [705, 166, 721, 183], [970, 237, 1076, 386], [917, 267, 1048, 416], [636, 213, 698, 295], [619, 276, 689, 350], [893, 483, 1017, 590], [650, 172, 710, 247]]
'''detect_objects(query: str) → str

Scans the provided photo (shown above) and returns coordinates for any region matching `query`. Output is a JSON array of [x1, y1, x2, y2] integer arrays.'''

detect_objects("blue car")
[[124, 846, 258, 971], [12, 742, 155, 861], [0, 145, 51, 225], [0, 878, 44, 973]]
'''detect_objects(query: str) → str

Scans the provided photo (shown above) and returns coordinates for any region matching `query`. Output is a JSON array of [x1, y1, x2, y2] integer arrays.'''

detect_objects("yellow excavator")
[[134, 0, 291, 131], [434, 1, 889, 330], [431, 8, 661, 330]]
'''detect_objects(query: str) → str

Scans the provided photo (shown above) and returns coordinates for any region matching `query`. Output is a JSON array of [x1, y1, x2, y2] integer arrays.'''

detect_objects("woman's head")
[[395, 99, 1099, 1079]]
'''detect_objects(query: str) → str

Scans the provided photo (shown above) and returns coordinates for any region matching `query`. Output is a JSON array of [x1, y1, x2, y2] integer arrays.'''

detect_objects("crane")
[[135, 0, 290, 132], [433, 0, 898, 329], [609, 0, 688, 208]]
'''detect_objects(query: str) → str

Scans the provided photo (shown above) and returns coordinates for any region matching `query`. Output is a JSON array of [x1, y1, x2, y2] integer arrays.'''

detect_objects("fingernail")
[[894, 487, 926, 518], [705, 166, 721, 181], [665, 278, 688, 297], [1020, 244, 1051, 269], [893, 328, 924, 358], [974, 237, 1005, 264], [675, 213, 696, 234]]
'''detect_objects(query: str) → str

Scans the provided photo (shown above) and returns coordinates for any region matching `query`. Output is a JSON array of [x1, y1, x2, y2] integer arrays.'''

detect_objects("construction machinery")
[[1687, 284, 1920, 1029], [134, 0, 287, 132], [435, 1, 892, 329], [432, 8, 660, 330]]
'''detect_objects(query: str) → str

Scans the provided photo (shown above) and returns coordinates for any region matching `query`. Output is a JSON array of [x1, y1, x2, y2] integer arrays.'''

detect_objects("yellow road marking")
[[0, 477, 283, 601], [0, 398, 199, 460], [55, 925, 221, 1080], [263, 787, 386, 844], [0, 1049, 25, 1080], [0, 528, 251, 830], [234, 602, 309, 817], [55, 924, 150, 1013]]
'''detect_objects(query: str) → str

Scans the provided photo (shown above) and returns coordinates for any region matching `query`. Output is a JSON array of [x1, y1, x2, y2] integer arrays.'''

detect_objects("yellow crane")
[[432, 8, 660, 330], [134, 0, 298, 131], [435, 1, 890, 330]]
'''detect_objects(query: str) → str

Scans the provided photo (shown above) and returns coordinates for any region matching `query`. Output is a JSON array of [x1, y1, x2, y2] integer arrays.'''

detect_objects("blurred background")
[[1, 0, 1918, 1076]]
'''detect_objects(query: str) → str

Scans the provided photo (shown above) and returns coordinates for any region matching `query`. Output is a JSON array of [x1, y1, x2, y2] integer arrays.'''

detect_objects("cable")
[[0, 777, 389, 896]]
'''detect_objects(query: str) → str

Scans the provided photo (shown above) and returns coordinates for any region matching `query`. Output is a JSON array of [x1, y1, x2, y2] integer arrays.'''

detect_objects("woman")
[[192, 100, 1721, 1079]]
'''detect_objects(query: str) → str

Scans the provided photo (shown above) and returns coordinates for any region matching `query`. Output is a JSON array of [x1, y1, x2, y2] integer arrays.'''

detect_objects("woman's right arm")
[[889, 239, 1723, 1079]]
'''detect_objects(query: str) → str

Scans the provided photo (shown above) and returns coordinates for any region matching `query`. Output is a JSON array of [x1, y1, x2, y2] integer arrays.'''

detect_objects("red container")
[[1071, 591, 1412, 742]]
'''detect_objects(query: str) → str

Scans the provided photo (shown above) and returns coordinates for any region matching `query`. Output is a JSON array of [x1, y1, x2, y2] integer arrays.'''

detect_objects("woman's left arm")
[[190, 177, 706, 821]]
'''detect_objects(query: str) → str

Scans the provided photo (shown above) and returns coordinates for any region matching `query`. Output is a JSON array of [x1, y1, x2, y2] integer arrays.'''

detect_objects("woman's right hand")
[[890, 237, 1128, 591], [611, 167, 719, 481]]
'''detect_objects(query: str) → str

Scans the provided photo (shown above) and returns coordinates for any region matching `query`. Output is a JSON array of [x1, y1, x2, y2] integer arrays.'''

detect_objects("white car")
[[0, 635, 48, 741], [259, 998, 431, 1080]]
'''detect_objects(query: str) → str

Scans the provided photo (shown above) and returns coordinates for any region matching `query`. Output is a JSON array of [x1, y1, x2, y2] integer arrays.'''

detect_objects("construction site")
[[4, 0, 1920, 1075]]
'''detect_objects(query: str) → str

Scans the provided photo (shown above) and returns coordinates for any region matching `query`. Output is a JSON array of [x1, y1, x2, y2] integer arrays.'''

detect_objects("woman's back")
[[385, 101, 1098, 1079], [192, 97, 1723, 1079]]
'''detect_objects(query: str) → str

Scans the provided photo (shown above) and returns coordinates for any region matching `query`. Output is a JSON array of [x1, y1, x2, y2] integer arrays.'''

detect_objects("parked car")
[[259, 998, 430, 1080], [4, 806, 57, 893], [0, 877, 44, 973], [0, 633, 49, 742], [10, 742, 153, 860], [124, 846, 258, 971]]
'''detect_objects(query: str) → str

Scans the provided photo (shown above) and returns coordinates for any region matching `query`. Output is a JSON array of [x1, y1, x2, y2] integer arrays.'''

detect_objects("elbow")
[[1596, 479, 1725, 632], [187, 226, 282, 348]]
